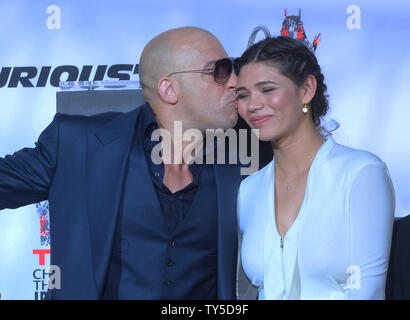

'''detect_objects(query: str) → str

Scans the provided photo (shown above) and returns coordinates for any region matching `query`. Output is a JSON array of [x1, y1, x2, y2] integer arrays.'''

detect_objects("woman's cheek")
[[237, 101, 248, 120], [268, 92, 285, 110]]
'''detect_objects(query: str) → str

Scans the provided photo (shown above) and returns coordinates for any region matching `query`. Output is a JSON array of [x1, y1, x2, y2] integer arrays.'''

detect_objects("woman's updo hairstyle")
[[236, 26, 329, 127]]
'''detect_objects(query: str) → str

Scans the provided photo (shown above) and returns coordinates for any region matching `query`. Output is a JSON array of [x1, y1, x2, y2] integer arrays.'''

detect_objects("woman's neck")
[[272, 122, 324, 178]]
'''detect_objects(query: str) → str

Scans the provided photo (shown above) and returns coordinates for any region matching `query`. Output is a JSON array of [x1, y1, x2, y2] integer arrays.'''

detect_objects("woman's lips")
[[249, 115, 272, 127]]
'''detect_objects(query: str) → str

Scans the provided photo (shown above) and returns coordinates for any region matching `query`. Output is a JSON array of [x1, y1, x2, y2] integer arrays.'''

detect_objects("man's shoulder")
[[55, 111, 122, 128], [55, 105, 145, 129]]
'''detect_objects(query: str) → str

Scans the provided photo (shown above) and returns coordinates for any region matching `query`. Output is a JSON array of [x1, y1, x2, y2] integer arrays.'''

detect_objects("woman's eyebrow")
[[255, 80, 278, 86], [235, 80, 278, 93], [235, 86, 247, 93]]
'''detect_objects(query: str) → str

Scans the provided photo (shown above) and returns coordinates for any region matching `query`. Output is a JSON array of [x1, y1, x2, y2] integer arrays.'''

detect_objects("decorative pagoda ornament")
[[280, 8, 321, 52]]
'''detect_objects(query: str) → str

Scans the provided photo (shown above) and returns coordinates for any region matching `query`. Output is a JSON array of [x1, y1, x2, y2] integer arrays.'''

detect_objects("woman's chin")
[[256, 131, 276, 143]]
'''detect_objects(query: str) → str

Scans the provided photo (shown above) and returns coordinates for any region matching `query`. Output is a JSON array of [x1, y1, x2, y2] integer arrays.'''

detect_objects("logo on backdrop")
[[36, 202, 50, 246], [0, 64, 139, 88], [32, 201, 60, 300]]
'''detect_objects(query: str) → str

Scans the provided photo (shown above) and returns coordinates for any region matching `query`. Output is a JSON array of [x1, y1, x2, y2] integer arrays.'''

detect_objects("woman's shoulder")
[[330, 141, 387, 172]]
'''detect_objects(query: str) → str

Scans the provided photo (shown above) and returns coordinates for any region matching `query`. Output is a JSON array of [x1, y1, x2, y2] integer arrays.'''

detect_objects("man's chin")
[[229, 113, 239, 129], [218, 112, 238, 130]]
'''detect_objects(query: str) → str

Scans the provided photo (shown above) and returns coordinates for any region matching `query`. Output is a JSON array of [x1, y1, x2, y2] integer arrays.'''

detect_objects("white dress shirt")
[[238, 134, 395, 299]]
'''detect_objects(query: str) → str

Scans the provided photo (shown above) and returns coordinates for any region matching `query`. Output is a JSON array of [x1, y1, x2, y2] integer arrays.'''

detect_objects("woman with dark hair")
[[236, 35, 395, 299]]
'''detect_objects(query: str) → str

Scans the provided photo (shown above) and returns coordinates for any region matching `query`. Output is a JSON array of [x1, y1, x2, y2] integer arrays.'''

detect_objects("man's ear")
[[157, 77, 178, 104], [301, 74, 317, 105]]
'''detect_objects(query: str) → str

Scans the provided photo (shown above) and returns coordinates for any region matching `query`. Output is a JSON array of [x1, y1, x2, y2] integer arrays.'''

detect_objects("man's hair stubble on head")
[[139, 27, 223, 104]]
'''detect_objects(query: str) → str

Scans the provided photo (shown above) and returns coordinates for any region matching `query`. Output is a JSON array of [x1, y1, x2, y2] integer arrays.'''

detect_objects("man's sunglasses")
[[167, 57, 239, 85]]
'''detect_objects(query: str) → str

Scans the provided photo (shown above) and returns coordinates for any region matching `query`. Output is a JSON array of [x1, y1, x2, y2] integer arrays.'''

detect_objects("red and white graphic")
[[36, 201, 50, 246]]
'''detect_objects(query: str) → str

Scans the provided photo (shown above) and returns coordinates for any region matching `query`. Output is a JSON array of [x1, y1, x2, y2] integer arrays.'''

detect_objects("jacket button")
[[169, 240, 175, 247], [163, 279, 172, 286], [166, 259, 175, 267]]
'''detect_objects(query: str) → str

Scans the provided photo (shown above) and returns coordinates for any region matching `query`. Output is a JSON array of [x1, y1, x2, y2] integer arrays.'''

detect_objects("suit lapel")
[[214, 163, 243, 299], [86, 107, 141, 296]]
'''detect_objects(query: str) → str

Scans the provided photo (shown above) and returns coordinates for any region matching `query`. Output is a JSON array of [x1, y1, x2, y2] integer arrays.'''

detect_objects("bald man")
[[0, 27, 263, 299]]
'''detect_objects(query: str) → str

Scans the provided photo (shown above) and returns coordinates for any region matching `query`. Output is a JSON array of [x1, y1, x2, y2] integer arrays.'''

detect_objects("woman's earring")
[[302, 104, 309, 114]]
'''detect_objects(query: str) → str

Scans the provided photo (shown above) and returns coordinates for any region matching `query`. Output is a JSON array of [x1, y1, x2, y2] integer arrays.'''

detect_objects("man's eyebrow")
[[203, 60, 217, 69]]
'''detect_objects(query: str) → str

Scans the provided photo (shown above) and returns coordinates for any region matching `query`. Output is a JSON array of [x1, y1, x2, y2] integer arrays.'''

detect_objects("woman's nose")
[[247, 96, 263, 112]]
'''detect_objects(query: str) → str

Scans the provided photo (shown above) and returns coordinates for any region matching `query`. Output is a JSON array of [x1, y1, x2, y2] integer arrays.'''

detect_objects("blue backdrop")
[[0, 0, 409, 299]]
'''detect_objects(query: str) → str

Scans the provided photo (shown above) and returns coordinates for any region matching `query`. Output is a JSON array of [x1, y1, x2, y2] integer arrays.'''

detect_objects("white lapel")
[[263, 158, 303, 300], [263, 135, 337, 299]]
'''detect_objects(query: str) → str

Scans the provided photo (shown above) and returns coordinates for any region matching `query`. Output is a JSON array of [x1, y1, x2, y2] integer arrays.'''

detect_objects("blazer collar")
[[90, 103, 152, 146], [86, 104, 146, 296], [214, 163, 243, 299], [87, 103, 243, 298], [311, 134, 336, 172]]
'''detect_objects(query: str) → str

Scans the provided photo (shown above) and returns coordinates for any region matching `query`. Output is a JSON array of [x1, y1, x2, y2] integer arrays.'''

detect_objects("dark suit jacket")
[[0, 105, 249, 299], [386, 215, 410, 299]]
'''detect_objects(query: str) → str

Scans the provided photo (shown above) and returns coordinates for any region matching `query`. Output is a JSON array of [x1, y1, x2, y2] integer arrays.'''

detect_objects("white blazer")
[[238, 135, 395, 299]]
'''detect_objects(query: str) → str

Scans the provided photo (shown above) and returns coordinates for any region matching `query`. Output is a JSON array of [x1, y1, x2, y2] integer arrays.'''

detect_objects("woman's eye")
[[262, 87, 275, 93], [236, 93, 249, 100]]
